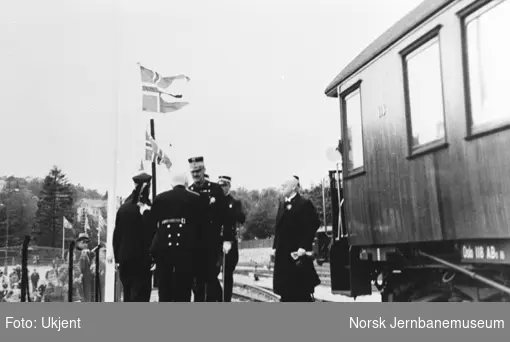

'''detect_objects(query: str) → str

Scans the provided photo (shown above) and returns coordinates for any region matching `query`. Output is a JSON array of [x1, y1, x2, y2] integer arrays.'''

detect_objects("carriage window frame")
[[339, 80, 366, 179], [458, 0, 510, 141], [400, 25, 449, 160]]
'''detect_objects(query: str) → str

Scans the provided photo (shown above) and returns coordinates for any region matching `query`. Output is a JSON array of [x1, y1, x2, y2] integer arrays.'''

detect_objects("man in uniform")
[[188, 156, 227, 302], [112, 171, 154, 302], [148, 172, 203, 302], [218, 175, 245, 302]]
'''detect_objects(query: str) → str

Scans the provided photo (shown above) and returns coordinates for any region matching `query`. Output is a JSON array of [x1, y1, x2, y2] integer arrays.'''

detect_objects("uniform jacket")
[[272, 193, 321, 296], [222, 194, 246, 242], [112, 192, 154, 267], [148, 185, 204, 271], [189, 180, 227, 248]]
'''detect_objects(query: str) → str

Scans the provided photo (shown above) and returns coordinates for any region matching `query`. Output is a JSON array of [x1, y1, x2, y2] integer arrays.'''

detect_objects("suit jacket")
[[272, 193, 321, 296], [189, 180, 228, 249], [222, 194, 246, 242], [148, 185, 204, 272], [112, 191, 153, 268]]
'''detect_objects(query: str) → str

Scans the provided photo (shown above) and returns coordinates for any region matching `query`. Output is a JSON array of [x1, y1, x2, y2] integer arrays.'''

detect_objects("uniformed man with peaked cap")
[[112, 170, 154, 302], [188, 156, 227, 302], [218, 175, 246, 302], [148, 172, 204, 301]]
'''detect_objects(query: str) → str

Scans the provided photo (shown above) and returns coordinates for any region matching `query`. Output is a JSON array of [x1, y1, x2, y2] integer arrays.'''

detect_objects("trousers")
[[193, 247, 222, 302], [119, 263, 152, 302], [222, 241, 239, 302], [157, 262, 193, 302]]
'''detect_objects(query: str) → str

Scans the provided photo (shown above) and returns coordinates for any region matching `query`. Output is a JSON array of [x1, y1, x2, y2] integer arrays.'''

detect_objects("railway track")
[[231, 293, 264, 302], [224, 281, 281, 302], [234, 266, 380, 293]]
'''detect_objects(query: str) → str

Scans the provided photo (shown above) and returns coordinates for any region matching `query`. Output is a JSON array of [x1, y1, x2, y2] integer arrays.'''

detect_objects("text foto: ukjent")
[[6, 317, 82, 331]]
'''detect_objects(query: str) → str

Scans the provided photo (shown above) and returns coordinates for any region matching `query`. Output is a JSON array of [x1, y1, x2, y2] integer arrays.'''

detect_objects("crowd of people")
[[0, 234, 107, 302]]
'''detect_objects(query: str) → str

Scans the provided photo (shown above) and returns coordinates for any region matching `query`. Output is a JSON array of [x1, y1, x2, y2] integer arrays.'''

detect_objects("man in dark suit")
[[218, 175, 246, 302], [188, 156, 227, 302], [112, 172, 154, 302], [272, 176, 321, 302], [148, 172, 204, 302]]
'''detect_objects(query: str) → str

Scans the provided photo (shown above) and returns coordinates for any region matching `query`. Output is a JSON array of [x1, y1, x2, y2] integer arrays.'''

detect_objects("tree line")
[[0, 166, 106, 249], [231, 183, 333, 240], [1, 167, 334, 249]]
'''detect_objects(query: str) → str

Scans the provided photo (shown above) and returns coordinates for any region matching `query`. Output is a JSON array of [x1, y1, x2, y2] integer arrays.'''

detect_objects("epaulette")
[[186, 189, 200, 196]]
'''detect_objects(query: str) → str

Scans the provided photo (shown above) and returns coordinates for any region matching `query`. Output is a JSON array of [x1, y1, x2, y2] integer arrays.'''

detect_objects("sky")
[[1, 0, 424, 199]]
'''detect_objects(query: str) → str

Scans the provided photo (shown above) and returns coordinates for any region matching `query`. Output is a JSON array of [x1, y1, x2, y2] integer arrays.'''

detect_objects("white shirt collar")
[[285, 192, 297, 202]]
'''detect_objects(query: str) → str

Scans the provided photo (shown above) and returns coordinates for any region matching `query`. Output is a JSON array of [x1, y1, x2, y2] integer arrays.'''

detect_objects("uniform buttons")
[[168, 234, 171, 238], [177, 233, 180, 237], [167, 224, 170, 228], [179, 224, 182, 228], [176, 243, 179, 246], [168, 242, 172, 246]]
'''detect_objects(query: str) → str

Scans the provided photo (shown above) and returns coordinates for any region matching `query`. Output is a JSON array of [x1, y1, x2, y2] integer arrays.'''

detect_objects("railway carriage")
[[325, 0, 510, 301]]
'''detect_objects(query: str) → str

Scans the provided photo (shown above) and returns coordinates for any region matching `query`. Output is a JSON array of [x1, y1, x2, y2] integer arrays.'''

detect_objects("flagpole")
[[105, 0, 120, 303], [62, 217, 65, 260], [150, 118, 157, 202]]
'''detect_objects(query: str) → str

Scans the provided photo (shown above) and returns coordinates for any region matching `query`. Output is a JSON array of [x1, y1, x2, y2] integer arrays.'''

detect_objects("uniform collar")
[[285, 192, 297, 202]]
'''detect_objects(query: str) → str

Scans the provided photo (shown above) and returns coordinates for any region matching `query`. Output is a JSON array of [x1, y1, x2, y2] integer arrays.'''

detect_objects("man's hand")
[[297, 248, 306, 257], [223, 241, 232, 254]]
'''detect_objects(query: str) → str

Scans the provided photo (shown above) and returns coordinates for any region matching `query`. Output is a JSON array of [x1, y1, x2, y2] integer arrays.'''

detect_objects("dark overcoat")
[[148, 185, 204, 273], [272, 193, 321, 296], [112, 194, 154, 269]]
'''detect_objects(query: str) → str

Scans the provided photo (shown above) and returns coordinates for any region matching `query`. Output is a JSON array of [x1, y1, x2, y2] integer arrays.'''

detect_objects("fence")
[[0, 237, 106, 303]]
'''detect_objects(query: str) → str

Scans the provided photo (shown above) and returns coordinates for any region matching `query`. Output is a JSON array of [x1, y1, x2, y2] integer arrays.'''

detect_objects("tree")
[[33, 166, 74, 247], [301, 182, 332, 228], [0, 179, 38, 247], [241, 188, 280, 240]]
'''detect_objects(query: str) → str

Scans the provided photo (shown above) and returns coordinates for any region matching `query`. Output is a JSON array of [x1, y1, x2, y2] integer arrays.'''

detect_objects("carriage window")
[[464, 0, 510, 131], [403, 37, 446, 149], [342, 88, 364, 172]]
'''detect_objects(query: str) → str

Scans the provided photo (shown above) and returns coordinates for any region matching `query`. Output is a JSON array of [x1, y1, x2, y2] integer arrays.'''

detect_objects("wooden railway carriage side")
[[325, 0, 510, 301]]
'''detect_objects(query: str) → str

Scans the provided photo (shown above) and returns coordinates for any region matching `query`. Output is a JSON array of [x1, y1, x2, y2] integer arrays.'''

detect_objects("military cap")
[[76, 233, 90, 243], [218, 175, 231, 185], [188, 156, 205, 170], [132, 172, 152, 184]]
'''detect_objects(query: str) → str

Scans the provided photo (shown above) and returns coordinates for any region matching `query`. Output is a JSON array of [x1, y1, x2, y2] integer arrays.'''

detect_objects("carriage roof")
[[324, 0, 455, 97]]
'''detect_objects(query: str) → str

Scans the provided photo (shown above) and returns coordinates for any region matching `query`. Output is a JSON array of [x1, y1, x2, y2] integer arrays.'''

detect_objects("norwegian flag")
[[145, 130, 172, 170], [139, 64, 190, 113]]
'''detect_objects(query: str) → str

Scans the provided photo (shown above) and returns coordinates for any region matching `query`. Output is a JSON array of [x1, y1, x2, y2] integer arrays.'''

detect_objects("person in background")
[[61, 233, 92, 302], [90, 243, 106, 301], [31, 268, 40, 293], [272, 176, 321, 302], [217, 175, 246, 302]]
